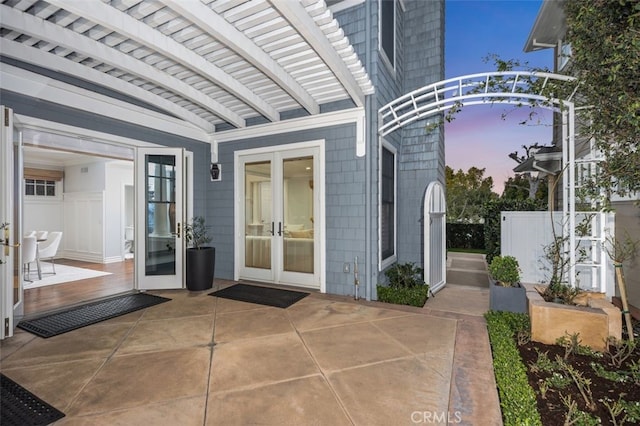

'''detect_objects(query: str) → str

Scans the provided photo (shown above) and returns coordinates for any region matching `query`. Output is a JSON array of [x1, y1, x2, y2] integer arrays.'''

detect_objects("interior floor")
[[23, 259, 134, 316]]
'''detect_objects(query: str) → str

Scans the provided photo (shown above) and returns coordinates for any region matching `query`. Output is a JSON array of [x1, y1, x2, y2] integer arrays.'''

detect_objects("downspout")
[[364, 0, 374, 301]]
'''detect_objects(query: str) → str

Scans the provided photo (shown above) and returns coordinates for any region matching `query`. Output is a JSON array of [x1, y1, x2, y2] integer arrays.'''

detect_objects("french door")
[[135, 148, 186, 290], [1, 106, 21, 339], [237, 145, 322, 289]]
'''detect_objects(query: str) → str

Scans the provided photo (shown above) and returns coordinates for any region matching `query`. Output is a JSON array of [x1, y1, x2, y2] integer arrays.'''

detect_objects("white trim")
[[215, 107, 365, 144], [2, 65, 210, 143], [378, 139, 397, 271], [0, 40, 214, 133], [328, 0, 365, 13], [14, 115, 159, 150]]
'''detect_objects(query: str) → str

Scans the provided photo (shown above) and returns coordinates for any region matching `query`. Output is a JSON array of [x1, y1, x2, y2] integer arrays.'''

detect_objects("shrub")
[[377, 285, 429, 307], [488, 255, 521, 287], [485, 311, 542, 426], [446, 223, 485, 250], [378, 262, 429, 307], [384, 262, 425, 288]]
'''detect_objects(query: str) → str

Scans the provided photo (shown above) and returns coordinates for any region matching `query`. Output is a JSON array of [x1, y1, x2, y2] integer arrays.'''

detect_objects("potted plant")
[[184, 216, 215, 291], [488, 255, 527, 313]]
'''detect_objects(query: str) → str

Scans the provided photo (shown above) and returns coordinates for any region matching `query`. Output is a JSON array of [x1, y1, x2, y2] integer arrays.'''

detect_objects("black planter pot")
[[489, 278, 528, 313], [186, 247, 215, 291]]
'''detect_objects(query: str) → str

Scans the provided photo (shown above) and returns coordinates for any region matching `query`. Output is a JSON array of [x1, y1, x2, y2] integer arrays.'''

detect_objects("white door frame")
[[234, 140, 325, 292], [1, 106, 17, 339], [135, 147, 190, 290], [1, 114, 193, 334]]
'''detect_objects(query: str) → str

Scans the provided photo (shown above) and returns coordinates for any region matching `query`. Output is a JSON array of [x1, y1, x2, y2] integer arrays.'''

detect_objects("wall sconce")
[[210, 163, 221, 181]]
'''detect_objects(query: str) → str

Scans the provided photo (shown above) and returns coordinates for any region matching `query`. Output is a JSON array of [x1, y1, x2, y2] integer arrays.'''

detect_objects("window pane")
[[381, 147, 395, 259], [380, 0, 395, 65]]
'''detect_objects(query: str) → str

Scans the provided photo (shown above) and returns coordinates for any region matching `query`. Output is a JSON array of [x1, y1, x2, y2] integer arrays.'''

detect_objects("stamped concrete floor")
[[1, 280, 500, 425]]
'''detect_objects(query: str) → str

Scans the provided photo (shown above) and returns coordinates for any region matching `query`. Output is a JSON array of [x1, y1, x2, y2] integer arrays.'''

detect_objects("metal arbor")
[[378, 71, 610, 294]]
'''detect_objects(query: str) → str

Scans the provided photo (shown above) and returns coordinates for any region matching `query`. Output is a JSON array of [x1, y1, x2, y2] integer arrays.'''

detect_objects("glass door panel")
[[244, 161, 272, 270], [145, 155, 177, 275], [282, 157, 314, 274], [136, 148, 184, 290]]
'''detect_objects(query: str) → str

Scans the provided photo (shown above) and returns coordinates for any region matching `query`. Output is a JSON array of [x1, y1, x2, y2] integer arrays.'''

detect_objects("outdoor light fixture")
[[210, 163, 221, 181]]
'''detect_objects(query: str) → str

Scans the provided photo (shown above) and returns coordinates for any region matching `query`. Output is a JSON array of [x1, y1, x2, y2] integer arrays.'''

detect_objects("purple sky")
[[444, 0, 554, 194]]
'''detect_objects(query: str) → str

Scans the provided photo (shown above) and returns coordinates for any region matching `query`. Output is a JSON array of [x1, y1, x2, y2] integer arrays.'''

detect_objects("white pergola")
[[0, 0, 374, 137], [379, 71, 610, 294]]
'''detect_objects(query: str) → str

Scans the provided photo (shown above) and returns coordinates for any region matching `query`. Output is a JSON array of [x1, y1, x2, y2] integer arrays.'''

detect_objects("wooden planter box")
[[489, 279, 527, 313], [524, 284, 622, 351]]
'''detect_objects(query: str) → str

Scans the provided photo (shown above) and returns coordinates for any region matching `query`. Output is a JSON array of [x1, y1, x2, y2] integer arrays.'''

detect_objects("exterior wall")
[[336, 1, 445, 292], [212, 123, 364, 296], [398, 0, 445, 267], [1, 91, 211, 218], [613, 201, 640, 314]]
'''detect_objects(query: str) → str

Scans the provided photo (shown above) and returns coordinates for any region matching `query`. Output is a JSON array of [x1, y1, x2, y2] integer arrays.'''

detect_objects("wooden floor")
[[23, 258, 134, 315]]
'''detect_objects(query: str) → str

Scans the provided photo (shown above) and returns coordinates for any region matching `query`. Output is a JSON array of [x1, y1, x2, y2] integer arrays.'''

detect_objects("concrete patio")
[[0, 278, 500, 425]]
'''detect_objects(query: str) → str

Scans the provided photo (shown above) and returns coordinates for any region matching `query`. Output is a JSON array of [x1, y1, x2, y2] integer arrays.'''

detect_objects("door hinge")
[[4, 318, 9, 336], [3, 108, 9, 127]]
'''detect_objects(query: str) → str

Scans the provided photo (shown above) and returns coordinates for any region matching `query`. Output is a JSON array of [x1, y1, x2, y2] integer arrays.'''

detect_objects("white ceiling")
[[0, 0, 374, 133]]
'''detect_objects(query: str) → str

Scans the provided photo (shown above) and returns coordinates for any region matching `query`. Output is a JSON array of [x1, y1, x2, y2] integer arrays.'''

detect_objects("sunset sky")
[[444, 0, 554, 194]]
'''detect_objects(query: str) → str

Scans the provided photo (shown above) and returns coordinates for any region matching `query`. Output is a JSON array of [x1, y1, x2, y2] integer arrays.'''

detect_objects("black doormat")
[[17, 293, 171, 338], [1, 373, 65, 426], [209, 284, 309, 308]]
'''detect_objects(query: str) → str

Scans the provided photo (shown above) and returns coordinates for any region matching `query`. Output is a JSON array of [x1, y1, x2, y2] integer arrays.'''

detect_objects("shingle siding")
[[212, 123, 366, 296]]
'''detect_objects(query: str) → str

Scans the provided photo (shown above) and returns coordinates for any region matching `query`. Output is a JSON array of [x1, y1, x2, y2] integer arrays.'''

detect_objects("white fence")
[[500, 211, 616, 298]]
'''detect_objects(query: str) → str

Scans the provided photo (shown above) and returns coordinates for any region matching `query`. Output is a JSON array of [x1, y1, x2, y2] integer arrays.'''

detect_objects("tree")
[[502, 174, 548, 205], [445, 166, 498, 223], [565, 0, 640, 197], [504, 143, 549, 205]]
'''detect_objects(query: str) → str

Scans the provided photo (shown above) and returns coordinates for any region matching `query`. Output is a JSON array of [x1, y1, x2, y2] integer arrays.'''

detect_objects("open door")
[[1, 106, 22, 339], [135, 148, 186, 290]]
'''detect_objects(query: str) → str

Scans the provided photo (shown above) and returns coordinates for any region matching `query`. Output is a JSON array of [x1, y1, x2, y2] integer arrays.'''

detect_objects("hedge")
[[484, 311, 542, 426], [446, 223, 485, 250]]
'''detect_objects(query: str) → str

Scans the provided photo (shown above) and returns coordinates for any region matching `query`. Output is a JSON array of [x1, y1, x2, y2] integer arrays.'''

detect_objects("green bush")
[[377, 285, 429, 307], [484, 311, 542, 426], [384, 262, 425, 288], [488, 256, 521, 286]]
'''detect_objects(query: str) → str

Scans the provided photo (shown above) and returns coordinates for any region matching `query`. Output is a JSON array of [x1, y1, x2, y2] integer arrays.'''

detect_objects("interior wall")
[[105, 161, 134, 261]]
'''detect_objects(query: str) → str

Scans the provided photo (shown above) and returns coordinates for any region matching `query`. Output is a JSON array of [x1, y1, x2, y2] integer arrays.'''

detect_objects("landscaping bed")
[[518, 337, 640, 425], [486, 311, 640, 425]]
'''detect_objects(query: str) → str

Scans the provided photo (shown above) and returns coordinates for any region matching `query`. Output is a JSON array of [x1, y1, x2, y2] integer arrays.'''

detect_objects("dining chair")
[[24, 230, 36, 238], [22, 236, 37, 282], [35, 231, 49, 241], [38, 231, 62, 275]]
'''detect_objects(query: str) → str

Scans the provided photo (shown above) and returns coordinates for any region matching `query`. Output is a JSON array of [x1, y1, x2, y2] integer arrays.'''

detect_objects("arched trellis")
[[378, 71, 609, 293]]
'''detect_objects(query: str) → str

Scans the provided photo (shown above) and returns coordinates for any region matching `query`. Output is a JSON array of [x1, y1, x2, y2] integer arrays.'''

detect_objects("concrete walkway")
[[1, 273, 500, 425]]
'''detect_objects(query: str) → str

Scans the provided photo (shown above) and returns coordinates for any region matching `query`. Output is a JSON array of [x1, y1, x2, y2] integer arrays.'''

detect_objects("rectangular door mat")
[[17, 293, 171, 338], [210, 284, 309, 308], [1, 373, 65, 426]]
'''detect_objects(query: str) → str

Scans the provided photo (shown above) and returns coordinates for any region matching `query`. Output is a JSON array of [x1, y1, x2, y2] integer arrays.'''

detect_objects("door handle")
[[270, 222, 274, 236], [278, 222, 283, 236], [172, 222, 181, 238]]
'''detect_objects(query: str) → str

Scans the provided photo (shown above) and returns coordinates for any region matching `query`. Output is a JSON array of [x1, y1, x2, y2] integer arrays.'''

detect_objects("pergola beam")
[[268, 0, 366, 107], [47, 0, 279, 123], [0, 5, 245, 128], [159, 0, 319, 116]]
